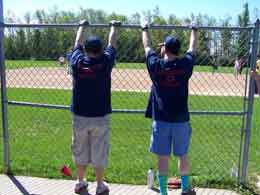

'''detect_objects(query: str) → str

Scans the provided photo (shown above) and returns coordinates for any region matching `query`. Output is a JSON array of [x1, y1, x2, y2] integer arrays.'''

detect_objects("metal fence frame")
[[240, 19, 260, 184], [0, 0, 10, 174], [0, 0, 260, 187]]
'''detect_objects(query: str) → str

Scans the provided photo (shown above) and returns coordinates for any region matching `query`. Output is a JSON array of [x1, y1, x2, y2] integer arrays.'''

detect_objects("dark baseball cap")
[[84, 36, 103, 53], [164, 36, 181, 55]]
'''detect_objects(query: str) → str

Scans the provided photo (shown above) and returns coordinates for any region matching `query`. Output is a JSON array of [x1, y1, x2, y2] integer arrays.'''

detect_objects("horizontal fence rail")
[[8, 100, 247, 116], [0, 22, 254, 31], [1, 20, 259, 195]]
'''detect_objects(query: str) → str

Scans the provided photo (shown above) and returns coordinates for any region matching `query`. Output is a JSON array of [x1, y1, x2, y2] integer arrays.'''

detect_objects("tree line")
[[3, 4, 259, 66]]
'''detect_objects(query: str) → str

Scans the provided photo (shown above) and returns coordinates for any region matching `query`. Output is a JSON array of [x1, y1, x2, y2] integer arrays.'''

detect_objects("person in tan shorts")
[[69, 19, 120, 195]]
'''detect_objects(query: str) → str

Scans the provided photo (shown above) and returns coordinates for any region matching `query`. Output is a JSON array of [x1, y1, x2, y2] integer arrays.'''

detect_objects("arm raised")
[[187, 23, 198, 53], [141, 22, 153, 56], [74, 20, 89, 48], [108, 20, 121, 48]]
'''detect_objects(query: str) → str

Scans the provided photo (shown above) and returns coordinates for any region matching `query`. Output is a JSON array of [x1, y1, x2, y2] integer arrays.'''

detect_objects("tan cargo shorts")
[[71, 114, 110, 168]]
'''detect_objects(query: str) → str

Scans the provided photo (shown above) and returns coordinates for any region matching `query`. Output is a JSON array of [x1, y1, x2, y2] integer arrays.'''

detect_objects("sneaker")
[[182, 189, 196, 195], [96, 182, 109, 195], [74, 181, 88, 194]]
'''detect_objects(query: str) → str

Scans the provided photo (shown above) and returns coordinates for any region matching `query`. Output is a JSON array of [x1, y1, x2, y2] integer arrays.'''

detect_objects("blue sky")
[[3, 0, 260, 22]]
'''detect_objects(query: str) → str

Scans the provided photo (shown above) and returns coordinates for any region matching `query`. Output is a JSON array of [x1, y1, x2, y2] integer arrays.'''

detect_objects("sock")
[[78, 179, 85, 183], [181, 175, 189, 192], [97, 181, 108, 188], [157, 174, 168, 195]]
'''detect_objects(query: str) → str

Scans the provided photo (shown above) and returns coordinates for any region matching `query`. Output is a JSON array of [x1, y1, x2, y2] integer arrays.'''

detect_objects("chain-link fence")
[[0, 20, 259, 194]]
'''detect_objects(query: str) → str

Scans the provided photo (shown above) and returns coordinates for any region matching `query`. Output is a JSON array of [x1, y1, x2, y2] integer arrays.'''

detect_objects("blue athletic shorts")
[[150, 120, 192, 156]]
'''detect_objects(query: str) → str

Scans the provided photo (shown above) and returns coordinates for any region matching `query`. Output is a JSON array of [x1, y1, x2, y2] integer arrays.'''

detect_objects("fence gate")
[[1, 11, 260, 195]]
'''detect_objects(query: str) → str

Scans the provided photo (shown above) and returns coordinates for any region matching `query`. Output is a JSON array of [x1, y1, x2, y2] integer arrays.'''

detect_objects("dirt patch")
[[6, 67, 248, 96]]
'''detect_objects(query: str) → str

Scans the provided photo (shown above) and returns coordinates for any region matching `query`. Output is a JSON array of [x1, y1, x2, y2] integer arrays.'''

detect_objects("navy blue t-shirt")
[[70, 44, 116, 117], [145, 50, 194, 122]]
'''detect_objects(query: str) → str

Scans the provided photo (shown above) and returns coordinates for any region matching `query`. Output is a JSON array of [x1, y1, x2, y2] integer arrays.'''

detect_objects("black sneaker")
[[74, 181, 88, 194], [96, 182, 110, 195]]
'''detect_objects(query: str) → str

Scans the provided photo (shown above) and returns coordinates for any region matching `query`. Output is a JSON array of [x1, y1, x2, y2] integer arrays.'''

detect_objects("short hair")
[[84, 36, 103, 54], [164, 36, 181, 55]]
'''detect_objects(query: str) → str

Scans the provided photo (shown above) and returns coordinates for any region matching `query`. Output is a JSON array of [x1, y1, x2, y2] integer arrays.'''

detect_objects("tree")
[[15, 29, 28, 59], [4, 36, 16, 59], [236, 3, 250, 59], [41, 28, 59, 59], [215, 17, 234, 66], [4, 10, 18, 59], [24, 12, 33, 58], [221, 17, 232, 56], [34, 10, 45, 24], [191, 14, 212, 65], [3, 5, 257, 62], [129, 12, 141, 24], [79, 8, 107, 23], [31, 29, 42, 59], [168, 15, 189, 55], [149, 7, 168, 51]]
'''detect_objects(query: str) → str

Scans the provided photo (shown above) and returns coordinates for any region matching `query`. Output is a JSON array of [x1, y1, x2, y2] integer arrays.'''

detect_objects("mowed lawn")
[[0, 60, 257, 189], [0, 87, 259, 188]]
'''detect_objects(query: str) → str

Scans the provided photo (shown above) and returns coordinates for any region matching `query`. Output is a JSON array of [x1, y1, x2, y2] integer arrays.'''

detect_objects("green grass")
[[6, 60, 244, 74], [116, 62, 146, 69], [193, 65, 248, 74], [6, 88, 245, 112], [6, 60, 61, 69], [117, 63, 248, 74], [1, 87, 259, 191]]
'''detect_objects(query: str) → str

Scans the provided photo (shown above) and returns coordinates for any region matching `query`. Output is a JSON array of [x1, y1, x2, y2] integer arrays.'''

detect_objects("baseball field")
[[0, 60, 259, 189]]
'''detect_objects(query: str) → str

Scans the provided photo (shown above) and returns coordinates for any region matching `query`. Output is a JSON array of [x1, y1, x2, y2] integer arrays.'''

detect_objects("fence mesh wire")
[[1, 25, 258, 193]]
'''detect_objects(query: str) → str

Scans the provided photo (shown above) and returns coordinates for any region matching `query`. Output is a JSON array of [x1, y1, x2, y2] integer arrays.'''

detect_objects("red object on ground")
[[61, 165, 72, 177], [168, 177, 181, 189]]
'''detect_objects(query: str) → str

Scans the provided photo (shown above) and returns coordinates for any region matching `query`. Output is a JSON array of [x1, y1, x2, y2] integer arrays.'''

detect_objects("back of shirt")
[[145, 50, 194, 122], [70, 44, 116, 117]]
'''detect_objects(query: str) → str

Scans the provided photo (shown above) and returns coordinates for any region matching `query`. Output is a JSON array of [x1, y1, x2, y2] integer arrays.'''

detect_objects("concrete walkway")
[[0, 174, 240, 195]]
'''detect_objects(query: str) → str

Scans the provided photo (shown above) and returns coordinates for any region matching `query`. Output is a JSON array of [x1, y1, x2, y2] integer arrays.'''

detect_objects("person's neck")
[[164, 54, 177, 61], [87, 53, 102, 59]]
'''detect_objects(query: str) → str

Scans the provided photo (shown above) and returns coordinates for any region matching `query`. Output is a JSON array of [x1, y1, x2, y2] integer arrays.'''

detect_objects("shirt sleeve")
[[146, 49, 159, 73], [104, 45, 116, 68], [184, 52, 195, 79], [70, 44, 86, 69], [185, 52, 195, 63]]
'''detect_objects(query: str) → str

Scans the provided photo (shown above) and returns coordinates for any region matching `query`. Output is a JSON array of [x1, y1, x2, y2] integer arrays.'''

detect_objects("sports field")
[[5, 60, 246, 74], [0, 61, 259, 189]]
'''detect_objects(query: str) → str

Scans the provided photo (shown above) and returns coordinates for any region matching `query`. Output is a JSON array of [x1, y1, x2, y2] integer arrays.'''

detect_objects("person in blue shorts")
[[141, 22, 198, 195], [70, 20, 120, 195]]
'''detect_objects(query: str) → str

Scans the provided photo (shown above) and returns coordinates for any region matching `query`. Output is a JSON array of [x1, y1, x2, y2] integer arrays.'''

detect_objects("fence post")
[[241, 19, 260, 184], [0, 0, 10, 174]]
